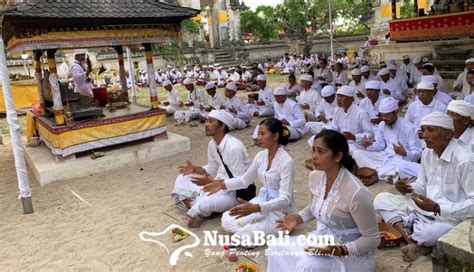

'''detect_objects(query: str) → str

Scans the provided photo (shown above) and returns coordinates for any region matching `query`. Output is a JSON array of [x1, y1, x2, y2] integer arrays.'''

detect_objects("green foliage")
[[241, 0, 372, 44], [181, 19, 200, 35], [154, 43, 180, 55], [400, 0, 415, 19], [241, 6, 280, 41]]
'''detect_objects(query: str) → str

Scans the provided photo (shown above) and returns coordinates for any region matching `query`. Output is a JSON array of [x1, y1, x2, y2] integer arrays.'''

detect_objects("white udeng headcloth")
[[208, 110, 234, 130], [420, 112, 454, 131], [336, 85, 354, 97], [379, 97, 399, 113], [300, 74, 313, 82], [321, 85, 336, 97], [447, 100, 474, 120], [274, 86, 289, 95], [365, 80, 381, 90]]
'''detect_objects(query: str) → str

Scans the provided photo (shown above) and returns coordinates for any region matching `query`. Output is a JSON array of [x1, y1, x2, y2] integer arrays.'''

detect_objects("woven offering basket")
[[235, 261, 257, 272], [171, 227, 189, 242], [356, 167, 379, 186], [378, 222, 403, 248]]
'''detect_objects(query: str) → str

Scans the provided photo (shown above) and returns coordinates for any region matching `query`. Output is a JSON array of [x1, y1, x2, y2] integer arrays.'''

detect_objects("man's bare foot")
[[401, 244, 432, 262], [392, 221, 412, 244], [187, 217, 204, 228]]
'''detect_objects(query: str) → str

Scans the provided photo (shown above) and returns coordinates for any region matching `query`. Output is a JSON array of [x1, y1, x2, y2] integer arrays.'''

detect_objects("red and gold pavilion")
[[0, 0, 199, 157]]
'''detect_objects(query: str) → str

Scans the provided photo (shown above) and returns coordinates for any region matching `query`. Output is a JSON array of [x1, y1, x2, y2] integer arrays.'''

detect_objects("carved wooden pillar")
[[33, 50, 45, 115], [143, 43, 158, 109], [392, 0, 397, 20], [113, 45, 129, 99], [46, 49, 64, 125]]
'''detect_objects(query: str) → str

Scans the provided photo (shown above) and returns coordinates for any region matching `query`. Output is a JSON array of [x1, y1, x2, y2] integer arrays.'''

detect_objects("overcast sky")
[[245, 0, 283, 10]]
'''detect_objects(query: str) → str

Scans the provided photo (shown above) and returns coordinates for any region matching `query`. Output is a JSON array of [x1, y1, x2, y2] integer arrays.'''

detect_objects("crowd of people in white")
[[164, 53, 473, 271]]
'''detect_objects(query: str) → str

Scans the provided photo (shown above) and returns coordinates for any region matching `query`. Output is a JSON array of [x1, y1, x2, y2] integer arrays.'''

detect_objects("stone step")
[[215, 51, 232, 56], [215, 60, 241, 68], [439, 71, 462, 79], [215, 56, 235, 62]]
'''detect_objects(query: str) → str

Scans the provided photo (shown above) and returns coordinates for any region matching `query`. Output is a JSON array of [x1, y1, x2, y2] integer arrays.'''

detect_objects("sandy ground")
[[0, 113, 435, 272], [0, 72, 441, 272]]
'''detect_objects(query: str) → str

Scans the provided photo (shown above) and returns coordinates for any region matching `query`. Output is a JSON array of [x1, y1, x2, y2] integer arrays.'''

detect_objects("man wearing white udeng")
[[353, 97, 422, 181], [374, 112, 474, 262], [297, 74, 322, 115], [246, 74, 274, 117], [267, 130, 380, 271], [325, 85, 374, 151], [160, 80, 181, 115], [171, 110, 250, 228], [203, 118, 295, 247]]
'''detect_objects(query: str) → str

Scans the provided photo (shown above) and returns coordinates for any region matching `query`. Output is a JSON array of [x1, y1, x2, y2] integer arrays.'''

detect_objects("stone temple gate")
[[180, 0, 247, 48]]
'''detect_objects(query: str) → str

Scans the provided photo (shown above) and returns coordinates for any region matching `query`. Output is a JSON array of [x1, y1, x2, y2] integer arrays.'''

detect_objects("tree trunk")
[[303, 34, 312, 56]]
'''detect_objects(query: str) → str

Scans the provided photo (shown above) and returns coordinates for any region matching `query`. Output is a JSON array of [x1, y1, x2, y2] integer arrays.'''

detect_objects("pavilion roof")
[[0, 0, 199, 21], [0, 0, 200, 52]]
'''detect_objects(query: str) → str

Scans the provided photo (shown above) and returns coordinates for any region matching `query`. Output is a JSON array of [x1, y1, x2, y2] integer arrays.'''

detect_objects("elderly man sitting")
[[447, 100, 474, 151], [160, 80, 182, 115], [406, 81, 447, 131], [420, 75, 452, 106], [173, 78, 207, 122], [374, 112, 474, 262], [252, 87, 306, 141], [304, 85, 337, 137], [353, 97, 422, 181], [324, 85, 374, 151], [296, 74, 321, 115], [359, 80, 383, 130], [246, 74, 274, 117], [222, 83, 251, 130]]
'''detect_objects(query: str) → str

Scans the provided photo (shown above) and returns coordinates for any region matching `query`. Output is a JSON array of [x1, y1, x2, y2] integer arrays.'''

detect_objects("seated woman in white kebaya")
[[203, 118, 296, 247], [267, 130, 380, 271]]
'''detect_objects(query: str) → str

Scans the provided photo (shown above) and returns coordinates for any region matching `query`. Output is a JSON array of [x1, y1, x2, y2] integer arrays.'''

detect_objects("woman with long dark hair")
[[267, 130, 380, 271], [203, 118, 296, 247]]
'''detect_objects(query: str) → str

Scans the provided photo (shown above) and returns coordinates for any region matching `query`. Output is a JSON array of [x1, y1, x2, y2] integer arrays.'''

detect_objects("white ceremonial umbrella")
[[0, 32, 33, 214]]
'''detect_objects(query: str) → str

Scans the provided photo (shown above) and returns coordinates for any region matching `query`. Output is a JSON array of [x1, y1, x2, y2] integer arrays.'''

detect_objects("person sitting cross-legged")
[[353, 97, 422, 182], [324, 85, 374, 152], [374, 112, 474, 262], [222, 83, 251, 130], [203, 118, 296, 248], [252, 87, 306, 142], [171, 110, 250, 228]]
